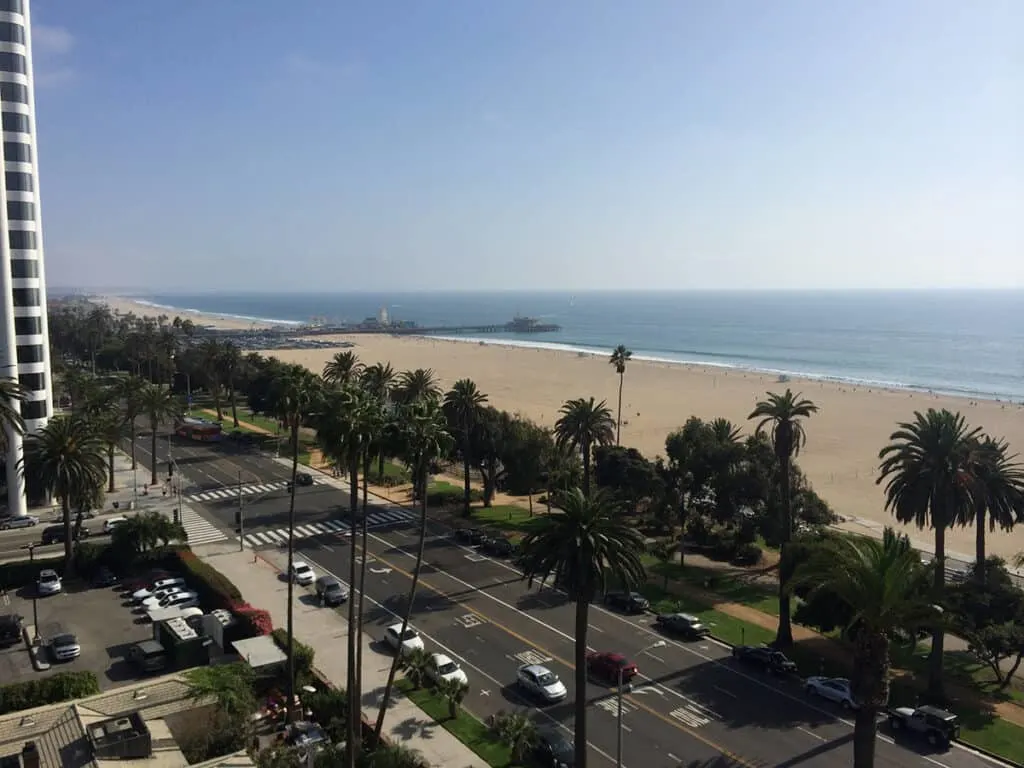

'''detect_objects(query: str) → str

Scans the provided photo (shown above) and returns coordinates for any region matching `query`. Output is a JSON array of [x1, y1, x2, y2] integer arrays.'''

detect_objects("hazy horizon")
[[34, 1, 1022, 293]]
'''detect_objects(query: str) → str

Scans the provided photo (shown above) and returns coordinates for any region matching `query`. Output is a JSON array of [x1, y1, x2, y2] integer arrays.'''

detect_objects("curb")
[[22, 626, 49, 671]]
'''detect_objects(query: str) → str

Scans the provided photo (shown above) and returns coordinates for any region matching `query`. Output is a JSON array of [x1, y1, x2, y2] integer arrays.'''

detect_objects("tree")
[[398, 647, 432, 689], [138, 383, 181, 486], [374, 398, 452, 741], [198, 339, 224, 420], [489, 710, 537, 765], [443, 379, 488, 517], [748, 389, 818, 647], [91, 408, 127, 493], [593, 445, 660, 514], [0, 376, 25, 454], [518, 487, 646, 768], [608, 345, 632, 446], [966, 436, 1024, 579], [221, 341, 242, 428], [322, 350, 363, 387], [554, 397, 615, 498], [468, 407, 507, 507], [360, 362, 397, 477], [500, 416, 552, 515], [878, 408, 980, 701], [117, 375, 146, 471], [790, 531, 934, 768], [270, 364, 321, 724], [395, 368, 440, 405], [435, 677, 469, 720], [185, 663, 256, 751], [23, 416, 106, 571], [111, 510, 186, 558]]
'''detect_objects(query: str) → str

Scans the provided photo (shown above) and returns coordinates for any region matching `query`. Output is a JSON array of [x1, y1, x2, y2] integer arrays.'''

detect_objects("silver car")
[[48, 633, 81, 662], [804, 676, 859, 709], [0, 515, 39, 530], [37, 569, 62, 596], [516, 663, 567, 703]]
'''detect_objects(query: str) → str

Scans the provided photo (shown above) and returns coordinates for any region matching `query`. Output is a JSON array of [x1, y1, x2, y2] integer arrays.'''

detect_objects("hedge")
[[0, 672, 100, 715], [271, 628, 315, 682], [426, 487, 483, 508], [232, 602, 273, 637], [171, 549, 242, 610]]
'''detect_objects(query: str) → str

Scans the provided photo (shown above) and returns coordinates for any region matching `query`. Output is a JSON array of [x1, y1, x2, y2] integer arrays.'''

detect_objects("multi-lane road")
[[87, 431, 1013, 767]]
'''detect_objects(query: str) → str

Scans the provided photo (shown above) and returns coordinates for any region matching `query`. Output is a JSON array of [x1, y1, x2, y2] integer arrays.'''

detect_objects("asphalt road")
[[129, 437, 1010, 768], [0, 520, 113, 559]]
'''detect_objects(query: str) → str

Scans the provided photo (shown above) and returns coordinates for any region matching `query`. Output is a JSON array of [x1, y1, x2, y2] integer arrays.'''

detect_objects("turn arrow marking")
[[369, 567, 393, 574]]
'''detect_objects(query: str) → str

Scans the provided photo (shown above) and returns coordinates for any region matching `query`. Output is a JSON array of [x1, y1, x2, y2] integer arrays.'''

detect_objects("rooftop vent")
[[165, 617, 198, 641], [88, 711, 152, 760]]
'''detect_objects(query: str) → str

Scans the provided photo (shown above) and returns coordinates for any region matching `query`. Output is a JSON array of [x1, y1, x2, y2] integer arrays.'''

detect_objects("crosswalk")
[[242, 507, 417, 548], [185, 478, 324, 505], [178, 505, 230, 546]]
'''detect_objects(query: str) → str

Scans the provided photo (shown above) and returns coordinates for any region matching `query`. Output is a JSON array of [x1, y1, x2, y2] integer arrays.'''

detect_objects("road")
[[132, 436, 1008, 768], [0, 518, 114, 559]]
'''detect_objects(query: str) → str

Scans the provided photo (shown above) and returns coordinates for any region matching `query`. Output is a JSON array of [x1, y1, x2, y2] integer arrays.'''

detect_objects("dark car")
[[296, 472, 314, 486], [92, 567, 118, 588], [481, 537, 515, 557], [603, 591, 650, 614], [0, 614, 24, 647], [315, 575, 349, 607], [41, 525, 89, 546], [123, 569, 174, 593], [732, 644, 798, 675], [586, 651, 639, 683], [453, 528, 476, 544], [533, 729, 575, 768], [655, 612, 710, 639]]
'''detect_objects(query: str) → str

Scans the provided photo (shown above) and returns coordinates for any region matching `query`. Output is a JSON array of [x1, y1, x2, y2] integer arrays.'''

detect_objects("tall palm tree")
[[361, 362, 398, 477], [374, 398, 452, 740], [138, 384, 180, 486], [198, 339, 224, 420], [790, 531, 934, 768], [91, 409, 128, 493], [117, 375, 146, 471], [23, 416, 106, 571], [443, 379, 488, 517], [322, 350, 363, 387], [395, 368, 440, 405], [608, 345, 632, 446], [269, 364, 321, 725], [518, 487, 646, 768], [878, 408, 980, 700], [748, 389, 818, 647], [220, 341, 242, 428], [0, 377, 26, 455], [966, 436, 1024, 579], [554, 397, 615, 498]]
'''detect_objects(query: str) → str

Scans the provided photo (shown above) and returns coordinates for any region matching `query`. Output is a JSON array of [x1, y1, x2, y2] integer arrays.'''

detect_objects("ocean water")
[[128, 290, 1024, 402]]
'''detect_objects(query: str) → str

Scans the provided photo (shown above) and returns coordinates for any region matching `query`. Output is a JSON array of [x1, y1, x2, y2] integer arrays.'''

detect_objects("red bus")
[[175, 417, 223, 442]]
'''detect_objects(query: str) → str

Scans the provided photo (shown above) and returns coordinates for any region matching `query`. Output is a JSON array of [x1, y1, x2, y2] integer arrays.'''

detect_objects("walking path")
[[194, 542, 488, 768]]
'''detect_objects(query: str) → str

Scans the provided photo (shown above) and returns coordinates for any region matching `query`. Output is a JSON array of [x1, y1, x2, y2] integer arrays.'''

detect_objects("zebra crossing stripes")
[[243, 507, 416, 548], [179, 506, 229, 546], [185, 478, 322, 504]]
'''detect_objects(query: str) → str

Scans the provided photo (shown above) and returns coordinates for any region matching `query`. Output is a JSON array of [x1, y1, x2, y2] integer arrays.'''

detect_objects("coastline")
[[89, 295, 298, 331]]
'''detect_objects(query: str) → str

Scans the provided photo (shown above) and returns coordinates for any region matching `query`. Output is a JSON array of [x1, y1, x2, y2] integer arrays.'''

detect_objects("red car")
[[586, 652, 638, 683]]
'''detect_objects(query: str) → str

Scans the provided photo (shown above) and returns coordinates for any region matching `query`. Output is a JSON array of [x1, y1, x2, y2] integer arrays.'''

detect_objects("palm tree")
[[443, 379, 488, 517], [435, 677, 469, 720], [518, 487, 646, 768], [395, 368, 440, 405], [966, 436, 1024, 579], [91, 409, 128, 493], [374, 398, 452, 740], [790, 532, 934, 768], [878, 408, 980, 700], [608, 345, 632, 445], [220, 341, 242, 428], [489, 710, 538, 765], [23, 416, 106, 571], [0, 377, 26, 454], [117, 376, 146, 470], [554, 397, 615, 498], [269, 364, 321, 724], [748, 389, 818, 647], [138, 384, 180, 486], [198, 339, 224, 420], [322, 350, 363, 387], [361, 362, 398, 477], [397, 647, 432, 689]]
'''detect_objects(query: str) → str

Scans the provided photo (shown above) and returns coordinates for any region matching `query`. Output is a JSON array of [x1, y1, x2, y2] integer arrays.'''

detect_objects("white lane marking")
[[712, 685, 737, 699], [302, 554, 621, 768], [646, 653, 665, 664], [667, 754, 680, 763], [798, 726, 824, 742], [320, 544, 334, 552], [588, 624, 604, 633]]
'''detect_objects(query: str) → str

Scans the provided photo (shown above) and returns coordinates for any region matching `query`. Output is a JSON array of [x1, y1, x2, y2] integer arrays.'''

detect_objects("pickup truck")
[[731, 645, 798, 676], [887, 705, 960, 748]]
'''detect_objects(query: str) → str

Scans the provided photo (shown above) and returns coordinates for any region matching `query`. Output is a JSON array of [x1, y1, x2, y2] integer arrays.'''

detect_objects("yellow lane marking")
[[366, 547, 759, 768]]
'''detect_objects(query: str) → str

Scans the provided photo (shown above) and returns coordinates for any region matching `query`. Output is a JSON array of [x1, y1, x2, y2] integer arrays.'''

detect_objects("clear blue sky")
[[32, 0, 1022, 292]]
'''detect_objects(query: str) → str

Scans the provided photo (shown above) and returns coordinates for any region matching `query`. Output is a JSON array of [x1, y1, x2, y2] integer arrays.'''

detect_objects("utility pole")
[[238, 471, 245, 552]]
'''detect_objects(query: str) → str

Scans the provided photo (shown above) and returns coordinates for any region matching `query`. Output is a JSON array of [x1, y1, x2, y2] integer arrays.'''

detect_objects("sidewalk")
[[194, 542, 488, 768]]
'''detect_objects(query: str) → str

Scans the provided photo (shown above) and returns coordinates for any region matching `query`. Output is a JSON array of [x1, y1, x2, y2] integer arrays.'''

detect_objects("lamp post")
[[617, 640, 666, 768], [21, 543, 38, 642]]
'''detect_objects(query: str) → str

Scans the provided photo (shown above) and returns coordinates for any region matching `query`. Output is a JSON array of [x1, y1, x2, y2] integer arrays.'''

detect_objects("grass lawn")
[[395, 679, 516, 767], [642, 555, 782, 616], [470, 505, 538, 534], [638, 583, 776, 648]]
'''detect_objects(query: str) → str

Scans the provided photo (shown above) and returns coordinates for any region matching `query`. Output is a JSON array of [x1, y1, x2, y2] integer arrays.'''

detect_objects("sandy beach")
[[97, 297, 1024, 561], [93, 295, 287, 331]]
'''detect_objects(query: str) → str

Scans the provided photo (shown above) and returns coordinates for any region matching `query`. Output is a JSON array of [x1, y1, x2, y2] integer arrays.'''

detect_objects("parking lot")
[[0, 576, 158, 690]]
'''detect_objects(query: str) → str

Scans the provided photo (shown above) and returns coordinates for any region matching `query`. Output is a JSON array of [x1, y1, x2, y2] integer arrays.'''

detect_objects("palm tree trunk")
[[582, 441, 591, 499], [230, 382, 239, 428], [374, 461, 429, 740], [776, 458, 794, 647], [107, 446, 115, 493], [975, 506, 987, 583], [929, 524, 947, 701], [130, 422, 137, 470], [616, 372, 624, 446], [356, 454, 371, 743], [213, 385, 223, 421], [462, 427, 471, 518], [573, 594, 590, 768], [61, 497, 73, 571], [347, 455, 360, 765], [852, 706, 877, 768], [286, 422, 299, 724], [150, 423, 158, 486]]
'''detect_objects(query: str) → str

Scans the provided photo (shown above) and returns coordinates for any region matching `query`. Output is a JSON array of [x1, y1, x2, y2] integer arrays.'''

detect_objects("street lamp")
[[617, 640, 666, 768], [21, 543, 38, 642]]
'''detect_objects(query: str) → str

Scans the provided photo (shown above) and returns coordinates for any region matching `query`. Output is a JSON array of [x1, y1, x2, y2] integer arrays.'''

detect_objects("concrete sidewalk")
[[194, 542, 488, 768]]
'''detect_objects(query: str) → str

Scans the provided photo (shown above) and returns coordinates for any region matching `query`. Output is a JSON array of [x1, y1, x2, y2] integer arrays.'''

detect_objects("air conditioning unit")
[[88, 711, 152, 760]]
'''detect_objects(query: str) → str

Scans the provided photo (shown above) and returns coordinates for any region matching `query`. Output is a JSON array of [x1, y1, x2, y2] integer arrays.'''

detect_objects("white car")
[[37, 569, 63, 596], [804, 676, 859, 709], [103, 516, 128, 534], [516, 664, 567, 702], [384, 622, 424, 655], [427, 653, 468, 686], [153, 591, 199, 611], [0, 515, 39, 530], [132, 577, 185, 602], [290, 561, 315, 586], [140, 587, 191, 610]]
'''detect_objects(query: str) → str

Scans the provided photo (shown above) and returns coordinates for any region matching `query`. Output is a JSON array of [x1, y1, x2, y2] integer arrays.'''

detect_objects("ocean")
[[127, 290, 1024, 403]]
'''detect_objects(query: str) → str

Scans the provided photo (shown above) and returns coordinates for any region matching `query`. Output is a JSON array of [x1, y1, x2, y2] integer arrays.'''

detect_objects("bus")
[[175, 416, 222, 442]]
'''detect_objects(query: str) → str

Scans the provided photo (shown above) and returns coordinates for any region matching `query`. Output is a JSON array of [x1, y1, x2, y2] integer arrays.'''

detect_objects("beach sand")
[[93, 296, 286, 331], [97, 297, 1024, 562]]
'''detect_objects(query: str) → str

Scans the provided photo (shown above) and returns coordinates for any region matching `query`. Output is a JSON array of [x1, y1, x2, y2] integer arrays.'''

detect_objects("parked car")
[[654, 612, 710, 639], [427, 653, 468, 686], [887, 705, 960, 748], [453, 528, 476, 544], [289, 561, 315, 585], [36, 569, 62, 596], [481, 537, 515, 557], [315, 575, 348, 606], [92, 567, 119, 588], [383, 622, 424, 655], [731, 645, 798, 676], [804, 677, 859, 709], [533, 729, 575, 768], [516, 664, 567, 703], [152, 591, 200, 611], [603, 591, 650, 614], [41, 525, 89, 545], [48, 632, 81, 662], [132, 577, 186, 602], [127, 640, 169, 673], [0, 514, 38, 530], [123, 569, 174, 592], [103, 516, 128, 534], [0, 614, 24, 646], [586, 651, 638, 683]]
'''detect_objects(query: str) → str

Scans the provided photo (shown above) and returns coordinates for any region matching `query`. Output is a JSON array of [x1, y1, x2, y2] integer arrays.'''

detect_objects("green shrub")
[[0, 671, 100, 715], [271, 628, 315, 682], [731, 542, 763, 566], [171, 549, 242, 609], [426, 486, 483, 508]]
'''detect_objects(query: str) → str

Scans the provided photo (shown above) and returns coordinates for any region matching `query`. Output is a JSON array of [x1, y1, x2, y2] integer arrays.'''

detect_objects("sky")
[[30, 0, 1023, 292]]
